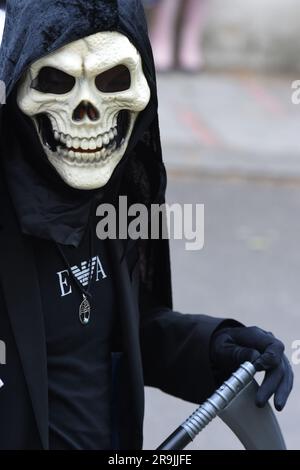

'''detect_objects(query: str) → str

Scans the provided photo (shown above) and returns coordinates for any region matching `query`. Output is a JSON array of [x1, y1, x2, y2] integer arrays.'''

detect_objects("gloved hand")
[[210, 326, 294, 411]]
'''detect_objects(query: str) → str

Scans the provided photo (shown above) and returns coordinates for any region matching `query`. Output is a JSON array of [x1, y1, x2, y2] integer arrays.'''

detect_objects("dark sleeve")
[[140, 307, 234, 404]]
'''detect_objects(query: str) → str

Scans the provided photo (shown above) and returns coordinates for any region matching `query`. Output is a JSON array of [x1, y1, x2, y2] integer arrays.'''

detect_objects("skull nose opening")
[[72, 100, 100, 122]]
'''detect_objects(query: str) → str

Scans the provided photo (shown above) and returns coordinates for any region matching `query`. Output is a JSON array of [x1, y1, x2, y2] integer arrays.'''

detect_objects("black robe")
[[0, 0, 228, 450]]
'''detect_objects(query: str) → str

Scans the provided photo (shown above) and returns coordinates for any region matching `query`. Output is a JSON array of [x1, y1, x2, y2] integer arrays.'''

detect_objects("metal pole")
[[157, 362, 256, 451]]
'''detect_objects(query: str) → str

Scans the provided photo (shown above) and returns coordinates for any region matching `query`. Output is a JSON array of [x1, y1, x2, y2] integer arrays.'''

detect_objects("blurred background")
[[1, 0, 300, 451], [142, 0, 300, 450]]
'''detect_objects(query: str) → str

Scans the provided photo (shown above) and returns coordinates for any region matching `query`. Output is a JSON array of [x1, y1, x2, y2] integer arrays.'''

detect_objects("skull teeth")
[[59, 142, 118, 165], [54, 126, 118, 153]]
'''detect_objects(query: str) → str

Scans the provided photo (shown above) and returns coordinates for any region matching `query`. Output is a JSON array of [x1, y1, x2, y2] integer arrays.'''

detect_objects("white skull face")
[[17, 32, 151, 190]]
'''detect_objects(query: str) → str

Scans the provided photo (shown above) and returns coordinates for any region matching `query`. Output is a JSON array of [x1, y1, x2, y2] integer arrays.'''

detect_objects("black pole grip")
[[156, 426, 192, 451]]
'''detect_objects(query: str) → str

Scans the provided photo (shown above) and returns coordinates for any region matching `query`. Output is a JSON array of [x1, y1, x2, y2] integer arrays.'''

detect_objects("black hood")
[[0, 0, 172, 307]]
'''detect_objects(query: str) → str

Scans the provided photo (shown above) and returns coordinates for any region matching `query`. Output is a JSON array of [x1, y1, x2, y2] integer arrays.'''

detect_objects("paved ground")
[[143, 72, 300, 450], [158, 72, 300, 180]]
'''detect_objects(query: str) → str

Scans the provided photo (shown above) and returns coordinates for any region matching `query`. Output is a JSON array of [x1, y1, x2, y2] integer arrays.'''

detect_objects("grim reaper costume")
[[0, 0, 293, 451]]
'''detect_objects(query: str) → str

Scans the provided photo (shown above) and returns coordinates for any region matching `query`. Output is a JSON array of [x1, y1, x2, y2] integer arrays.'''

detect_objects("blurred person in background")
[[144, 0, 208, 72]]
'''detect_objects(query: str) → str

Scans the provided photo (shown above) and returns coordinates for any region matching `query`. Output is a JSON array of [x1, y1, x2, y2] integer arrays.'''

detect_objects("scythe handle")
[[157, 362, 256, 450]]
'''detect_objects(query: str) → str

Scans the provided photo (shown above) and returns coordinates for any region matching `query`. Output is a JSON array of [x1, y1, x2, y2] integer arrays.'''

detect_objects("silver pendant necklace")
[[79, 294, 91, 326], [56, 228, 94, 326]]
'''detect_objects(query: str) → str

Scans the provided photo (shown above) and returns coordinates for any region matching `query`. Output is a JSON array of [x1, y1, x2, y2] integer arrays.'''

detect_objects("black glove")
[[210, 326, 294, 411]]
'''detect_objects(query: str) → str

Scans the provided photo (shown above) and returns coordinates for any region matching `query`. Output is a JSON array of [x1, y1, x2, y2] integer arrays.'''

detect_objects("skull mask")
[[17, 32, 151, 190]]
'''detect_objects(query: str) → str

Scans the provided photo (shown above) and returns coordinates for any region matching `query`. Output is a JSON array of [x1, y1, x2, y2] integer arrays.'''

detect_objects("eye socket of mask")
[[31, 67, 76, 94], [30, 64, 131, 96], [95, 64, 131, 93]]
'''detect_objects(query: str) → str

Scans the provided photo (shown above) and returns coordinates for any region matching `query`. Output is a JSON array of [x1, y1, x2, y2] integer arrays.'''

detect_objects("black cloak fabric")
[[0, 0, 172, 308]]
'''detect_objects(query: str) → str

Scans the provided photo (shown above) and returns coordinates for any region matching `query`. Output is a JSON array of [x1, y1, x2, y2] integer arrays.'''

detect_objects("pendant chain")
[[56, 227, 94, 325]]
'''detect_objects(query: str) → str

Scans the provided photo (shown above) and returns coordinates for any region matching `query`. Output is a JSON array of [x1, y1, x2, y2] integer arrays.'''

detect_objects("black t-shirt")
[[33, 228, 116, 450]]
